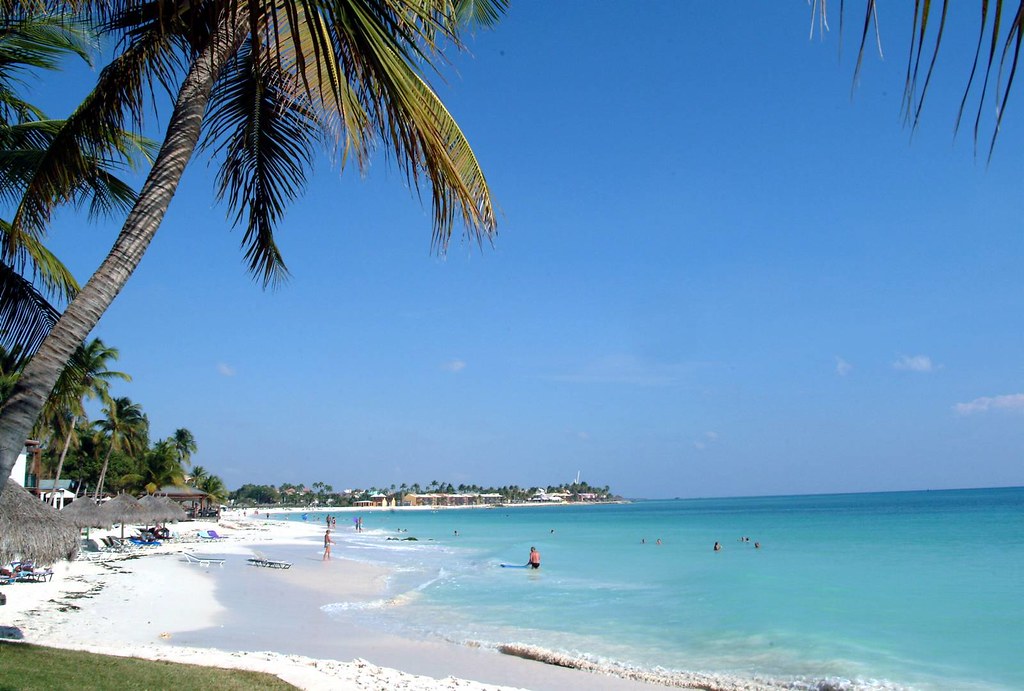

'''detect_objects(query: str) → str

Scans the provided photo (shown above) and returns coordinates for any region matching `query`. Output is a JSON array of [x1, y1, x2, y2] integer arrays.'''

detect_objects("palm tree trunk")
[[94, 439, 115, 500], [50, 420, 75, 507], [0, 27, 242, 496]]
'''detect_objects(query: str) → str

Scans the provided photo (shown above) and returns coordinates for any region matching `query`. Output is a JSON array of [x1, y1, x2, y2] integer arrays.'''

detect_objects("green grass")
[[0, 641, 298, 690]]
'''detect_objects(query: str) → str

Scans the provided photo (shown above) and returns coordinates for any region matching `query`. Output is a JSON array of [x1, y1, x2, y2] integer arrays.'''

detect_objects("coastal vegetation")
[[231, 479, 617, 507], [1, 336, 228, 503], [0, 641, 296, 690]]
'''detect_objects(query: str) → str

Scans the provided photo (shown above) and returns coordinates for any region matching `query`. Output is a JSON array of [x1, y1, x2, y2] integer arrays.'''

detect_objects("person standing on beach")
[[323, 529, 333, 561], [528, 546, 541, 569]]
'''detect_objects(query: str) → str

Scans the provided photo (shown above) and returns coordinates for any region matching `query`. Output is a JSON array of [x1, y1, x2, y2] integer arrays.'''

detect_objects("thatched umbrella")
[[0, 482, 79, 564], [99, 493, 149, 538], [61, 498, 112, 530], [143, 494, 186, 522]]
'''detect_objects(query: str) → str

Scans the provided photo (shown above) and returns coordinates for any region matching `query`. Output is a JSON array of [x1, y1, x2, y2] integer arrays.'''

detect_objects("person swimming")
[[528, 546, 541, 569], [713, 541, 722, 552]]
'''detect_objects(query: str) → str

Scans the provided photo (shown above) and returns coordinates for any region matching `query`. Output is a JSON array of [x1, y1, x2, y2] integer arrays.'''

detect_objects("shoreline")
[[0, 511, 673, 690]]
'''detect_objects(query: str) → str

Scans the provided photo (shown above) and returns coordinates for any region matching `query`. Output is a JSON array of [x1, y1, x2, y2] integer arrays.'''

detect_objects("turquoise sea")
[[280, 487, 1023, 690]]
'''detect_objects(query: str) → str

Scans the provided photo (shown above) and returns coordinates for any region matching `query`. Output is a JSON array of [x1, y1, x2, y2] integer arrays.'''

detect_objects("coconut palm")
[[92, 396, 148, 499], [171, 427, 197, 468], [187, 464, 209, 487], [197, 473, 228, 505], [121, 438, 186, 495], [37, 338, 130, 506], [0, 0, 503, 494]]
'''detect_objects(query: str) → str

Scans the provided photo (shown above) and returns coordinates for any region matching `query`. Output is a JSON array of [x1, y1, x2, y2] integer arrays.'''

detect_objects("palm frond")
[[453, 0, 508, 29], [0, 14, 94, 124], [839, 0, 1024, 158], [205, 37, 323, 287], [324, 0, 497, 247], [0, 258, 59, 357], [4, 30, 168, 262]]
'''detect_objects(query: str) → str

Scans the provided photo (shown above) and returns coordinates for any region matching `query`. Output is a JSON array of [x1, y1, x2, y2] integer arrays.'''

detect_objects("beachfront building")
[[8, 441, 41, 489], [530, 490, 566, 503], [154, 484, 216, 519], [402, 492, 505, 507], [35, 479, 76, 509]]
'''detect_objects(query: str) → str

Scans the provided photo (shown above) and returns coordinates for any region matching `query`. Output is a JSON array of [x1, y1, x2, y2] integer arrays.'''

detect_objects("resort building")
[[401, 492, 504, 507], [8, 440, 41, 489]]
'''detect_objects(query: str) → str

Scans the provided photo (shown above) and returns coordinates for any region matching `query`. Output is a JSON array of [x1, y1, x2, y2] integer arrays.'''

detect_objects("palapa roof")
[[0, 482, 79, 564], [140, 494, 186, 522], [99, 493, 149, 525], [155, 484, 208, 501], [60, 498, 112, 529]]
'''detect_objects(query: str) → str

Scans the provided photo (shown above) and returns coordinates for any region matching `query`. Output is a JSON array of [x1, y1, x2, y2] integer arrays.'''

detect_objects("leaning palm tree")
[[0, 0, 504, 494], [92, 396, 148, 499], [37, 338, 129, 505]]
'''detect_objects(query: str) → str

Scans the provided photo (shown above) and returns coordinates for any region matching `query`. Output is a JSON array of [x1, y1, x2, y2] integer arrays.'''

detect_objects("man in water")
[[529, 546, 541, 569]]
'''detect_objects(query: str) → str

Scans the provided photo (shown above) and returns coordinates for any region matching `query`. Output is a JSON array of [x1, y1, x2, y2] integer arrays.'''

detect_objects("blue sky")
[[29, 3, 1024, 498]]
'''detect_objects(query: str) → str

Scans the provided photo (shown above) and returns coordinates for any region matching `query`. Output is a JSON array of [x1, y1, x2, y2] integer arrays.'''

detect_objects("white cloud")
[[441, 359, 466, 373], [893, 354, 934, 372], [217, 363, 235, 376], [953, 393, 1024, 415], [835, 357, 852, 376], [694, 431, 718, 450]]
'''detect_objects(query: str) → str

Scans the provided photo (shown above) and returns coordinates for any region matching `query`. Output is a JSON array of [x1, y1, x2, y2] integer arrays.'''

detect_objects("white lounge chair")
[[182, 552, 225, 567], [247, 551, 292, 569]]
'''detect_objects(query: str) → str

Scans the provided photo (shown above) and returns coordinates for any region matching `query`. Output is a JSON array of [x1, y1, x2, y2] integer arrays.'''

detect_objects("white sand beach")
[[0, 510, 675, 690]]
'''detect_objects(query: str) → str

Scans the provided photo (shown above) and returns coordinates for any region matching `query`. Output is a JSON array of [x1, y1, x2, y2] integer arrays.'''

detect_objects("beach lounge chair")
[[16, 567, 54, 582], [246, 552, 293, 569], [128, 537, 161, 547], [76, 539, 108, 561], [182, 552, 225, 567]]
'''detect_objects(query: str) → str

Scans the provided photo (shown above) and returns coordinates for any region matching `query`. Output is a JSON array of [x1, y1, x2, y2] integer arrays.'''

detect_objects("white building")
[[10, 446, 27, 486]]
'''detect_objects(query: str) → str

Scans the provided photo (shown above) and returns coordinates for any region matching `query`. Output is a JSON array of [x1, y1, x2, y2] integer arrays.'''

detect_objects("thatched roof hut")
[[100, 493, 149, 537], [140, 494, 186, 522], [61, 498, 112, 529], [0, 482, 79, 564]]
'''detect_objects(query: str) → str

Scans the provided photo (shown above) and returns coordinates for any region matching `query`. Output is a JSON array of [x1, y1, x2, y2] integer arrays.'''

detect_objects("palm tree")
[[93, 396, 147, 499], [198, 473, 228, 505], [121, 438, 186, 495], [0, 0, 504, 494], [171, 428, 197, 468], [38, 338, 129, 505], [188, 464, 210, 487]]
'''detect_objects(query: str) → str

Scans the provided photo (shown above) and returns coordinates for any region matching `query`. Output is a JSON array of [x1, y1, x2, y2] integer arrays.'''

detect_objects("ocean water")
[[281, 488, 1023, 690]]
